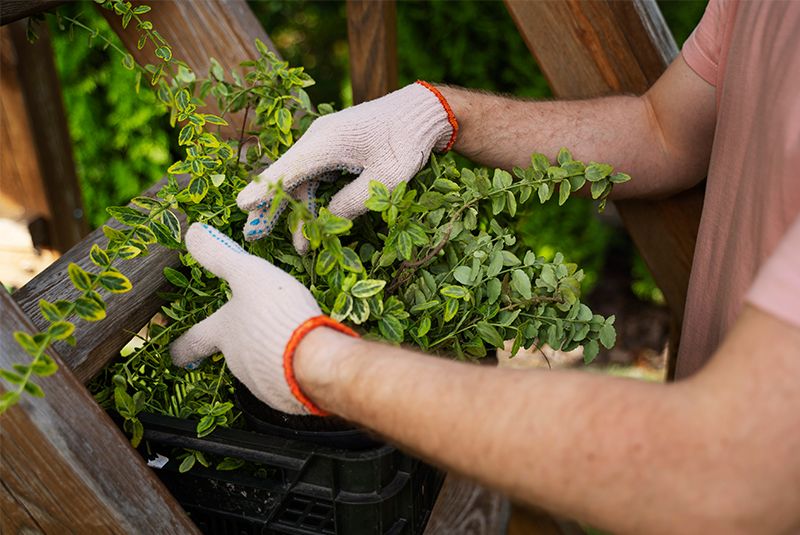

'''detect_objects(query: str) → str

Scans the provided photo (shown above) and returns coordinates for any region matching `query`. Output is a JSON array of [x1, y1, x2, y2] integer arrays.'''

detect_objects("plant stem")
[[236, 104, 251, 162], [499, 296, 563, 311], [387, 199, 478, 293], [9, 209, 166, 402]]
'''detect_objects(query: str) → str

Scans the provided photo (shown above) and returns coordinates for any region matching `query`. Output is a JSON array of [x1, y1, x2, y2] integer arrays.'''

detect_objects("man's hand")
[[169, 223, 351, 414], [236, 82, 457, 253]]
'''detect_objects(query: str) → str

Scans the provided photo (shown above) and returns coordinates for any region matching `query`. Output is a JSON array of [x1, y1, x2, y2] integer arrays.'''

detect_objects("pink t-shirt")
[[677, 0, 800, 378]]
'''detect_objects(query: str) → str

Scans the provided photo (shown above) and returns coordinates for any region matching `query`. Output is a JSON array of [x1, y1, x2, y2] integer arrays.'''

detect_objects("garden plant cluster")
[[3, 0, 628, 473]]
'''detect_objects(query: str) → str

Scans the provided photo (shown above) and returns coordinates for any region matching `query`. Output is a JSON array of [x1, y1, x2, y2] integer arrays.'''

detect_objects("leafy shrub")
[[82, 44, 624, 443], [50, 1, 706, 305]]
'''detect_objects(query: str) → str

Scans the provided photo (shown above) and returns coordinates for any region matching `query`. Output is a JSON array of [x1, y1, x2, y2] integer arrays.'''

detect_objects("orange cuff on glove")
[[415, 80, 459, 152], [283, 315, 360, 416]]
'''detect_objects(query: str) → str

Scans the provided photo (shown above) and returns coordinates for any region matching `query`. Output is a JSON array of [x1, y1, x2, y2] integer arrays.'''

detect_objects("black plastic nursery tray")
[[136, 413, 444, 535]]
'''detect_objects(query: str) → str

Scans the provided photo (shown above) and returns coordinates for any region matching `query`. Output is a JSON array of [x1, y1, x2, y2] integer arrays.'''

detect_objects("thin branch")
[[387, 200, 476, 293], [499, 295, 564, 311], [236, 104, 251, 162], [535, 344, 552, 370]]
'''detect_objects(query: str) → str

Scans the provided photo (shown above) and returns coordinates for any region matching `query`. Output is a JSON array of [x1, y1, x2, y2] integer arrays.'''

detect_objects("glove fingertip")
[[236, 180, 272, 211], [170, 327, 217, 368], [169, 339, 199, 368], [185, 358, 205, 371], [327, 194, 367, 221], [244, 207, 270, 241], [292, 223, 310, 255]]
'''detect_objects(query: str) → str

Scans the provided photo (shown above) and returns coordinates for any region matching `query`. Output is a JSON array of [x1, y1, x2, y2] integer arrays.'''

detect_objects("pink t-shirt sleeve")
[[746, 216, 800, 328], [681, 0, 726, 86]]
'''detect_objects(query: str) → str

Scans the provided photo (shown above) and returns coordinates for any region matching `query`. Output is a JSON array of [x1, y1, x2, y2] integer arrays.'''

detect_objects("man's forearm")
[[437, 56, 716, 199], [441, 87, 648, 180], [296, 330, 700, 532], [294, 306, 800, 534]]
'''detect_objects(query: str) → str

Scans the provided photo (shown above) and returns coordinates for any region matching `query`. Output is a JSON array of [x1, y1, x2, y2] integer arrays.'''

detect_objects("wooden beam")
[[2, 21, 88, 251], [0, 26, 50, 227], [424, 475, 509, 534], [0, 0, 65, 26], [0, 291, 198, 533], [101, 0, 279, 139], [504, 0, 704, 374], [12, 177, 185, 384], [101, 0, 276, 73], [346, 0, 398, 104]]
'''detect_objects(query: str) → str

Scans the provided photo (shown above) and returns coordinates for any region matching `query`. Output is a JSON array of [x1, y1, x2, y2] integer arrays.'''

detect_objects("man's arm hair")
[[438, 55, 717, 199], [295, 305, 800, 535]]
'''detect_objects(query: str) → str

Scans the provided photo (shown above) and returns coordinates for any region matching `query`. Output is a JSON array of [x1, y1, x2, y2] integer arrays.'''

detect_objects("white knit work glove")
[[237, 81, 458, 253], [169, 223, 355, 415]]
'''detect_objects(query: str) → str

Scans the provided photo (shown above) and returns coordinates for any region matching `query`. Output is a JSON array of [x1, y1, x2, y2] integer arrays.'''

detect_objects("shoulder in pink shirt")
[[676, 0, 800, 378]]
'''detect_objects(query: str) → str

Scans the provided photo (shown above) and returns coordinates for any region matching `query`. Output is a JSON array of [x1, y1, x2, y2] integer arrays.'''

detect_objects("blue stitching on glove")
[[186, 359, 204, 370], [307, 181, 317, 211], [201, 223, 246, 254]]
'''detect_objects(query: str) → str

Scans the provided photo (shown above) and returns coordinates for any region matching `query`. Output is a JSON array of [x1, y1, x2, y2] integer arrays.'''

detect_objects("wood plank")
[[504, 0, 704, 374], [346, 0, 398, 104], [0, 21, 88, 251], [424, 475, 509, 534], [2, 21, 88, 251], [11, 177, 185, 384], [0, 291, 198, 533], [0, 0, 65, 26], [507, 503, 586, 535], [0, 26, 50, 226], [100, 0, 279, 140]]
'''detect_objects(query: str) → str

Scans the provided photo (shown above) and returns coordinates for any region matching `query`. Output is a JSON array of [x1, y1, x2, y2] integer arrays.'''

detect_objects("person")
[[171, 1, 800, 532]]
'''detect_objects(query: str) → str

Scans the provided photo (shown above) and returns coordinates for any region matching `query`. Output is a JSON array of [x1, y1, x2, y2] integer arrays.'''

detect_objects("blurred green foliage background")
[[49, 4, 173, 228], [49, 0, 706, 301]]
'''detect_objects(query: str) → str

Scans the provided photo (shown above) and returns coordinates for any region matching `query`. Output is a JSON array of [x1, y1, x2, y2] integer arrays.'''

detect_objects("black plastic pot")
[[234, 380, 382, 450], [137, 413, 443, 535]]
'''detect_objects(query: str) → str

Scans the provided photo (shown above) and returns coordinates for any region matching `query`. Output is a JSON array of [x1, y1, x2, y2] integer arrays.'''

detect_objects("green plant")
[[90, 133, 628, 448], [285, 148, 628, 361], [92, 46, 628, 452], [2, 4, 629, 464]]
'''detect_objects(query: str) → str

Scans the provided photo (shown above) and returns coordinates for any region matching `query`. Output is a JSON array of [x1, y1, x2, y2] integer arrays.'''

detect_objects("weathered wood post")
[[346, 0, 398, 104], [0, 292, 198, 533], [0, 20, 87, 251], [505, 0, 705, 376]]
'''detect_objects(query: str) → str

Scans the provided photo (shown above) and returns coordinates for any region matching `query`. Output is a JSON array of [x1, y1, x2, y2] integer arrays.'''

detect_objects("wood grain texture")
[[0, 292, 197, 533], [505, 0, 705, 374], [101, 0, 278, 139], [507, 503, 586, 535], [0, 25, 50, 225], [11, 176, 186, 384], [0, 0, 65, 26], [424, 475, 509, 534], [346, 0, 398, 104], [2, 21, 88, 251]]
